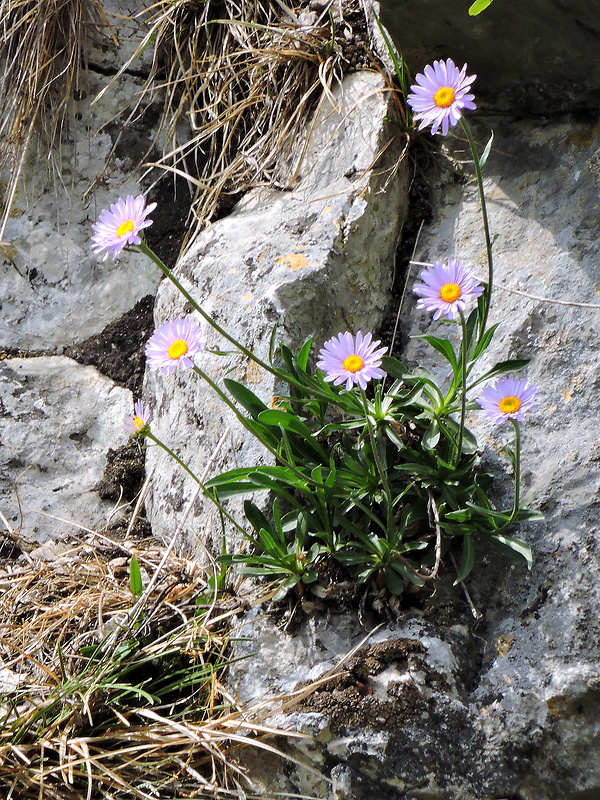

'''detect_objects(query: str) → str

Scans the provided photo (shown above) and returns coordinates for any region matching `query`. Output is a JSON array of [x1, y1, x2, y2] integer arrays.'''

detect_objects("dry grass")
[[0, 0, 382, 252], [0, 0, 110, 242], [0, 533, 315, 799], [106, 0, 374, 244]]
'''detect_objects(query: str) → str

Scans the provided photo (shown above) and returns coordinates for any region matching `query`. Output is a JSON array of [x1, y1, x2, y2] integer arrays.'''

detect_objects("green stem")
[[191, 365, 326, 498], [510, 418, 521, 517], [136, 241, 339, 407], [137, 241, 275, 375], [460, 118, 494, 333], [360, 389, 395, 539], [143, 431, 246, 536], [191, 365, 279, 459], [455, 311, 469, 464]]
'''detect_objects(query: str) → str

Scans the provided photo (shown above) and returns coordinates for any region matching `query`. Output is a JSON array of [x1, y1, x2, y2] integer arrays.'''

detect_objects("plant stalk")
[[360, 389, 395, 539], [460, 118, 494, 333]]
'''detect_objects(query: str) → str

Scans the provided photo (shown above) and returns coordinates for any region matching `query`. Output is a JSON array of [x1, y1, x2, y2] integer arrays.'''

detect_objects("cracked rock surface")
[[0, 1, 162, 542], [227, 117, 600, 800], [144, 70, 409, 557]]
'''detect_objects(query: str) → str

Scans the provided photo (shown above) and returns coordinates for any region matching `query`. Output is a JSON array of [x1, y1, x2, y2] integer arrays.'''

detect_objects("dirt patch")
[[145, 174, 194, 269], [96, 439, 147, 503], [65, 294, 154, 395], [295, 637, 448, 733]]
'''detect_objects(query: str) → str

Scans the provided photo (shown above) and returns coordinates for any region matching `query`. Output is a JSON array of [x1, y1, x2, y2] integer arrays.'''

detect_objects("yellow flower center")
[[133, 415, 144, 429], [433, 86, 456, 108], [440, 282, 462, 303], [343, 354, 364, 373], [116, 220, 135, 238], [498, 396, 522, 414], [168, 339, 189, 360]]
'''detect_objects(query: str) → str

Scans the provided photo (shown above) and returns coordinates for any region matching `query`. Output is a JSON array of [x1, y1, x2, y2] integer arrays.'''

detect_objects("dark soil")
[[97, 439, 147, 503], [294, 637, 447, 733], [145, 174, 195, 269], [65, 294, 155, 395], [378, 140, 435, 360]]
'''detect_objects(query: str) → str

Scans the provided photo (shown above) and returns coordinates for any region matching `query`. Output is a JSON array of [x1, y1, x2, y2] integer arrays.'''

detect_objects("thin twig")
[[449, 552, 482, 619], [410, 261, 600, 309], [426, 489, 443, 580]]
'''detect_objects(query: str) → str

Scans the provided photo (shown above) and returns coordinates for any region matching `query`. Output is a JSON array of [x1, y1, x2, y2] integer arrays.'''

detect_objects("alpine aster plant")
[[407, 59, 476, 136], [317, 331, 387, 391], [92, 195, 157, 261]]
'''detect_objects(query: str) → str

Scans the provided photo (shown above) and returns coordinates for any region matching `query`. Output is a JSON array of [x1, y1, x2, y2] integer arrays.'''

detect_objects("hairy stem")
[[460, 118, 494, 333]]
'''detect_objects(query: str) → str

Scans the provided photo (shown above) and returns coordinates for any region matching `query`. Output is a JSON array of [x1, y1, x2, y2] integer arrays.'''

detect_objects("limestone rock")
[[377, 0, 600, 114], [223, 119, 600, 800], [0, 0, 162, 352], [0, 357, 132, 542], [144, 70, 409, 556]]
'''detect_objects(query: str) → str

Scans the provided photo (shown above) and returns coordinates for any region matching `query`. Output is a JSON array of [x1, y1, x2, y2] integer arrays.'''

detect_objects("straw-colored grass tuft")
[[0, 0, 109, 242], [0, 533, 309, 799], [109, 0, 375, 245]]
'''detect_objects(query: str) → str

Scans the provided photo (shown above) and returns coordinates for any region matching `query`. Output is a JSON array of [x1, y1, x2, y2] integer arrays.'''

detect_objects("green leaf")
[[384, 566, 405, 595], [416, 335, 458, 371], [454, 536, 475, 584], [463, 310, 480, 362], [381, 356, 410, 381], [268, 324, 279, 364], [444, 509, 470, 522], [468, 358, 530, 391], [278, 344, 297, 375], [479, 132, 494, 168], [243, 500, 271, 535], [468, 0, 494, 14], [297, 338, 313, 371], [513, 508, 544, 522], [488, 533, 533, 569], [273, 575, 301, 602], [371, 8, 410, 96], [466, 501, 513, 523], [422, 420, 440, 450], [258, 409, 318, 441], [129, 556, 143, 598], [257, 527, 286, 557], [223, 378, 268, 419], [472, 323, 500, 360]]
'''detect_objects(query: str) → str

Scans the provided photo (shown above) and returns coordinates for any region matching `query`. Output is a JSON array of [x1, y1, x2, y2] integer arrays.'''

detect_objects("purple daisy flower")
[[145, 317, 204, 376], [478, 377, 538, 424], [407, 59, 476, 136], [317, 331, 387, 391], [92, 195, 157, 261], [123, 400, 152, 436], [413, 259, 484, 321]]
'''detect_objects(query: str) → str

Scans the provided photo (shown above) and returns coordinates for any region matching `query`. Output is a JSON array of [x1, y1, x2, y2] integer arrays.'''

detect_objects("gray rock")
[[0, 357, 132, 542], [0, 2, 159, 548], [224, 119, 600, 800], [377, 0, 600, 114], [144, 70, 409, 555], [0, 0, 162, 351]]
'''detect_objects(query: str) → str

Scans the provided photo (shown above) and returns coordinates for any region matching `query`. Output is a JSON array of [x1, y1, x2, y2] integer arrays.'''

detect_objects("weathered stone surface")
[[0, 357, 132, 542], [0, 0, 161, 352], [415, 117, 600, 800], [144, 70, 409, 555], [223, 119, 600, 800], [377, 0, 600, 114], [0, 2, 162, 550]]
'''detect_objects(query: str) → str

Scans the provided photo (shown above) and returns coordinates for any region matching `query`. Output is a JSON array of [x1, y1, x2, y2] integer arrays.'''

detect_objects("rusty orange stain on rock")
[[276, 253, 308, 269]]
